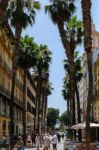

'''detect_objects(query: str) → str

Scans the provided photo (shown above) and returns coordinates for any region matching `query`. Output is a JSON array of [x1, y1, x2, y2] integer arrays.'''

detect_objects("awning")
[[71, 122, 99, 130]]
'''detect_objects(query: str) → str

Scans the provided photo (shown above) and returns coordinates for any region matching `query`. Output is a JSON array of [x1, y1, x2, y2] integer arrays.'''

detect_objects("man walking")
[[51, 133, 57, 150]]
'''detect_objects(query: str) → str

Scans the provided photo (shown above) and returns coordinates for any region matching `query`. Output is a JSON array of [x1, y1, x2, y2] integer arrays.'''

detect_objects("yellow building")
[[0, 23, 24, 140], [26, 71, 36, 134], [0, 23, 36, 141], [93, 56, 99, 122]]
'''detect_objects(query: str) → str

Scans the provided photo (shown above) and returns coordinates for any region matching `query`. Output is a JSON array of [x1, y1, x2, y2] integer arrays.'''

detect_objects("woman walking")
[[43, 134, 50, 150]]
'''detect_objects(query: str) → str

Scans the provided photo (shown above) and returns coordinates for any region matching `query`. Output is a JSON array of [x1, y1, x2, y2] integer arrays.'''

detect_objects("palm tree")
[[63, 51, 83, 140], [19, 35, 38, 144], [62, 77, 71, 125], [32, 44, 52, 134], [81, 0, 93, 149], [7, 0, 40, 146], [0, 0, 9, 28], [45, 1, 83, 127], [42, 81, 53, 133]]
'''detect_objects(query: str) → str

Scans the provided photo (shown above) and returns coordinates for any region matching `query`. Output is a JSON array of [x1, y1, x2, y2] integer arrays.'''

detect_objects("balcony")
[[0, 85, 23, 108], [15, 77, 23, 90], [95, 90, 99, 100], [14, 96, 23, 108], [27, 102, 35, 115], [0, 55, 12, 76], [27, 87, 35, 104], [0, 85, 11, 99]]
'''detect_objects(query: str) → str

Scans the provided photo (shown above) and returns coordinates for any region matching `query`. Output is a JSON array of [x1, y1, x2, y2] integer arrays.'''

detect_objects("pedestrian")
[[14, 134, 18, 144], [6, 135, 10, 150], [51, 133, 57, 150], [61, 133, 64, 140], [40, 134, 44, 147], [43, 134, 50, 150], [35, 134, 40, 150], [26, 134, 32, 148], [57, 133, 61, 143], [32, 133, 36, 147], [2, 134, 6, 148]]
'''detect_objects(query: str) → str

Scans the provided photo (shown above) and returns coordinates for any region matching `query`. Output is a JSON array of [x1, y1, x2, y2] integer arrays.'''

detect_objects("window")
[[0, 97, 2, 114], [2, 100, 6, 116], [6, 102, 10, 117], [7, 81, 10, 92], [2, 120, 6, 135], [8, 122, 10, 134]]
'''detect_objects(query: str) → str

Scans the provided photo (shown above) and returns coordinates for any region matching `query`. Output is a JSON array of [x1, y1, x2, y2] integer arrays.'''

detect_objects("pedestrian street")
[[24, 141, 64, 150], [1, 141, 65, 150]]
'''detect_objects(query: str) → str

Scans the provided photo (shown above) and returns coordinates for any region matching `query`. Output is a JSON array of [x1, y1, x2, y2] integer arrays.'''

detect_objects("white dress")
[[36, 136, 40, 146], [43, 135, 50, 149]]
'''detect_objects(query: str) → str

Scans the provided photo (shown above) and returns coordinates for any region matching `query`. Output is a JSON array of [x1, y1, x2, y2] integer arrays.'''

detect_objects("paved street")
[[57, 140, 64, 150], [1, 141, 64, 150]]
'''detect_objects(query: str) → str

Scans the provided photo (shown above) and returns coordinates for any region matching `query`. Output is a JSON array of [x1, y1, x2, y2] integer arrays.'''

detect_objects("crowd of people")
[[2, 132, 65, 150]]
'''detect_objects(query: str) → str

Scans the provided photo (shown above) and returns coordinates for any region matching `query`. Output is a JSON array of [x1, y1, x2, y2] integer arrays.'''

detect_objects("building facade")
[[93, 56, 99, 122], [26, 72, 36, 134], [0, 23, 36, 140], [75, 24, 99, 123]]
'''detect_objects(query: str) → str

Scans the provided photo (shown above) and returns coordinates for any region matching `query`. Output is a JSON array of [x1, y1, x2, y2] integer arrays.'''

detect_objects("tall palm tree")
[[7, 0, 40, 146], [45, 1, 83, 127], [19, 35, 38, 144], [62, 77, 71, 127], [43, 81, 53, 133], [32, 44, 52, 134], [0, 0, 9, 28], [81, 0, 93, 149], [63, 51, 83, 140]]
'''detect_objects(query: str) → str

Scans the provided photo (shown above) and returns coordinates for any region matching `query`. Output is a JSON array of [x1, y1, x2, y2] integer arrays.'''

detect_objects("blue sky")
[[23, 0, 99, 115]]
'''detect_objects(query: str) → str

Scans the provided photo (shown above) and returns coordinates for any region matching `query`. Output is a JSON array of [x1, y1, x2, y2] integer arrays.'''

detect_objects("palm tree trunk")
[[75, 83, 82, 141], [23, 68, 27, 145], [67, 99, 69, 126], [86, 53, 93, 149], [10, 70, 16, 147], [10, 28, 22, 147], [67, 98, 71, 138], [10, 1, 22, 147], [44, 95, 48, 133], [57, 20, 76, 127], [36, 76, 42, 134], [33, 104, 36, 135], [0, 0, 9, 27], [81, 0, 93, 149], [41, 93, 45, 133]]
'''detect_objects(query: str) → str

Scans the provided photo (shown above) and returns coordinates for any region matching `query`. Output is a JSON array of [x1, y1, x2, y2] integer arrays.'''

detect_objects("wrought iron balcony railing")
[[27, 87, 35, 104], [15, 77, 23, 90], [95, 90, 99, 98], [0, 84, 23, 108], [14, 96, 23, 108], [0, 85, 11, 99], [0, 55, 12, 76]]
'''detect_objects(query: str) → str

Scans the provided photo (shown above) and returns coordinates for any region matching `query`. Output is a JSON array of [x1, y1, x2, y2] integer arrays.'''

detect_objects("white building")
[[75, 23, 99, 122]]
